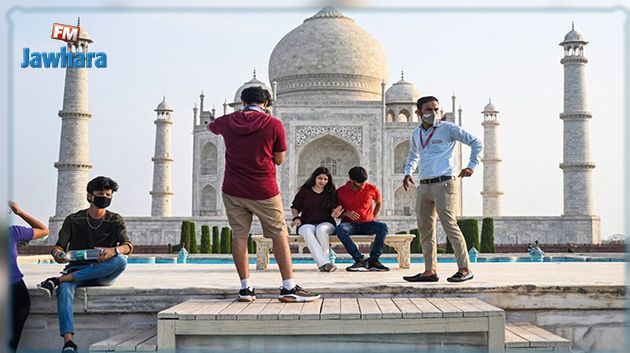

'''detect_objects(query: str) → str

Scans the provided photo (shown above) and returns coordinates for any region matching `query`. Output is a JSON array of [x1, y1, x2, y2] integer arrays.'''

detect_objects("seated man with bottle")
[[37, 176, 132, 353]]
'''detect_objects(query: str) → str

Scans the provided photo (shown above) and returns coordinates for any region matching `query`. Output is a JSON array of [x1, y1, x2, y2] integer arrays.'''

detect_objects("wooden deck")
[[505, 323, 570, 353], [156, 297, 505, 352], [89, 307, 571, 353]]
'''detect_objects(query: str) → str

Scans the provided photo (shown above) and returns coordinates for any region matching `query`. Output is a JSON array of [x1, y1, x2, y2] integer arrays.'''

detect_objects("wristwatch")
[[114, 247, 120, 255]]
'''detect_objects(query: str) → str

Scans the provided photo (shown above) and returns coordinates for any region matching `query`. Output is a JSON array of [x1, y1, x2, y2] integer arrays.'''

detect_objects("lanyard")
[[243, 105, 265, 113], [420, 127, 437, 148]]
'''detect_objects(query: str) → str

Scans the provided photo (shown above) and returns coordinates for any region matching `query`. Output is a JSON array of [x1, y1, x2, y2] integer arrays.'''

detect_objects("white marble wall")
[[192, 124, 224, 217], [40, 214, 600, 246]]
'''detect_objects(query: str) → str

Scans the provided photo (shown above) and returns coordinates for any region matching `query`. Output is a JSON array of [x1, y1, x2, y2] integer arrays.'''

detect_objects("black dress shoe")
[[403, 273, 439, 282], [447, 271, 474, 283]]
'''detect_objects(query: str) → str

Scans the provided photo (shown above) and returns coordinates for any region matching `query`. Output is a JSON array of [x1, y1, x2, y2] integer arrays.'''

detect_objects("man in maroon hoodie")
[[208, 86, 319, 303]]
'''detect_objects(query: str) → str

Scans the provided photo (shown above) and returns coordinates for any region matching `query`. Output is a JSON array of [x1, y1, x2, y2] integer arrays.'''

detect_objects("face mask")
[[421, 111, 441, 125], [421, 113, 435, 125], [90, 195, 112, 209]]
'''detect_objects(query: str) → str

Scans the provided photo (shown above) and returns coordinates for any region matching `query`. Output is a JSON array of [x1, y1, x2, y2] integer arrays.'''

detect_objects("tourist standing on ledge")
[[402, 96, 482, 283], [335, 166, 390, 272], [8, 201, 49, 352], [290, 167, 343, 272], [208, 86, 319, 303], [37, 176, 132, 353]]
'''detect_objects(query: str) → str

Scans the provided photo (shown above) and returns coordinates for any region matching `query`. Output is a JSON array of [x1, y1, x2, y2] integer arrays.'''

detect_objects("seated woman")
[[291, 167, 343, 272]]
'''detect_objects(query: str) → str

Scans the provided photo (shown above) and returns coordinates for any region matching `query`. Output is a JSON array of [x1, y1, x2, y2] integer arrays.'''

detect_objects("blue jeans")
[[57, 254, 127, 336], [335, 222, 388, 261]]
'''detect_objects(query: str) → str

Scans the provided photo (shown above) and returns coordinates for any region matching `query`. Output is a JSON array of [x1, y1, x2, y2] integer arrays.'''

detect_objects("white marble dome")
[[483, 99, 498, 113], [386, 74, 420, 103], [561, 24, 587, 45], [78, 27, 92, 43], [155, 97, 173, 112], [233, 74, 272, 104], [268, 7, 388, 101], [563, 29, 584, 42]]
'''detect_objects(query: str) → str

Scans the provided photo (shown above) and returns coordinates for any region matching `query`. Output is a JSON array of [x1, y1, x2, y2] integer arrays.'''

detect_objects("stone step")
[[505, 323, 571, 353]]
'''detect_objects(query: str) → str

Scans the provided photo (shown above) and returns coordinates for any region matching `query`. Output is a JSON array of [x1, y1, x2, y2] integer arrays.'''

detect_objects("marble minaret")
[[559, 23, 595, 216], [54, 22, 93, 218], [481, 99, 503, 216], [150, 97, 174, 216]]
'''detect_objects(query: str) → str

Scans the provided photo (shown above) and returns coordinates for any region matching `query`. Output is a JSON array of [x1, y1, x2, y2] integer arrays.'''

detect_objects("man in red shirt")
[[208, 86, 319, 303], [336, 166, 389, 271]]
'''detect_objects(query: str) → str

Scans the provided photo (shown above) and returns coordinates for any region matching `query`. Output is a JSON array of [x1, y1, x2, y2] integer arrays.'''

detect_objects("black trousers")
[[11, 279, 30, 351]]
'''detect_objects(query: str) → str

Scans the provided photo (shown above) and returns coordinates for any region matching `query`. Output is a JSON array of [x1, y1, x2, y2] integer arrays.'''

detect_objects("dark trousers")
[[335, 221, 388, 261], [11, 279, 30, 351]]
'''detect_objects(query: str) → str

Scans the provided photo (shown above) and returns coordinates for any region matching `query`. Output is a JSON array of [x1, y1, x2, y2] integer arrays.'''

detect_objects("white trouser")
[[298, 222, 335, 267]]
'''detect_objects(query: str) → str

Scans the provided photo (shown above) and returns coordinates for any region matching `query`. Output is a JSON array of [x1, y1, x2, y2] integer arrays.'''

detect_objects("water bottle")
[[62, 249, 103, 261], [329, 245, 336, 264]]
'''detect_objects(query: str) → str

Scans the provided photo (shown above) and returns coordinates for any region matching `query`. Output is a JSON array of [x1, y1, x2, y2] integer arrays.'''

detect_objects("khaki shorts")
[[222, 192, 289, 239]]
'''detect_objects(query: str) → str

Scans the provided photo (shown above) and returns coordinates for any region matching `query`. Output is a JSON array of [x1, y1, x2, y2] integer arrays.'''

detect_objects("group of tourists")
[[8, 86, 483, 352]]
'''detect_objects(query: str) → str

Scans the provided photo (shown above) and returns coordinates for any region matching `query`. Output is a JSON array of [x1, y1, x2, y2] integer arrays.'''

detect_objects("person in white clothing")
[[290, 167, 343, 272]]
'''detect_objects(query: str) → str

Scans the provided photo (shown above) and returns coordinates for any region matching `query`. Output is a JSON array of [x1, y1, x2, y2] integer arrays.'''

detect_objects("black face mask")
[[89, 195, 112, 209]]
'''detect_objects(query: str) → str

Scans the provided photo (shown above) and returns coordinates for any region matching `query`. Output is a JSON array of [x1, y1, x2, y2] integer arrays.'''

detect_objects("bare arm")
[[9, 201, 49, 240], [273, 151, 285, 165], [373, 201, 382, 219]]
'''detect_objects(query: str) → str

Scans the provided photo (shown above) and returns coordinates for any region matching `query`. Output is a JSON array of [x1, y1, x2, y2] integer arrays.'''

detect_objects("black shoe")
[[278, 285, 320, 303], [403, 273, 439, 282], [238, 287, 256, 302], [318, 263, 337, 272], [346, 259, 369, 272], [367, 258, 390, 272], [37, 277, 59, 298], [62, 340, 78, 353], [447, 271, 474, 283]]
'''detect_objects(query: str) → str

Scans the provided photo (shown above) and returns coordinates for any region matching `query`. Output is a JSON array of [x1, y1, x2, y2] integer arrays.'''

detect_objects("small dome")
[[482, 99, 498, 113], [386, 72, 420, 103], [233, 72, 272, 104], [560, 23, 587, 45], [78, 27, 92, 43], [155, 97, 173, 112], [564, 30, 584, 42]]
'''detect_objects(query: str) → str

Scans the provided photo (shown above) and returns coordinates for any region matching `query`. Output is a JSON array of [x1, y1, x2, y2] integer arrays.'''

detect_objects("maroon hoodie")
[[208, 110, 287, 200]]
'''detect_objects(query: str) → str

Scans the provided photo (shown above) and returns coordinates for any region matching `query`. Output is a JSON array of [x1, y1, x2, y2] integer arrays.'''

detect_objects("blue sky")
[[3, 0, 626, 239]]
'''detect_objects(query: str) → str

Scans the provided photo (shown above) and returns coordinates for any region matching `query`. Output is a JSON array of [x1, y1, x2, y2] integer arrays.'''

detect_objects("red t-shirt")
[[208, 110, 287, 200], [336, 181, 381, 223]]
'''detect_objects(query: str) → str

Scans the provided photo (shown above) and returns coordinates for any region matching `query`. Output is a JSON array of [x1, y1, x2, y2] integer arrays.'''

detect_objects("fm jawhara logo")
[[21, 19, 107, 69]]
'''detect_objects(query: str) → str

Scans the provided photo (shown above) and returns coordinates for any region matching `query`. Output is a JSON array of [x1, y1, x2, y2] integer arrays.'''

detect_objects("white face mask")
[[421, 111, 440, 125]]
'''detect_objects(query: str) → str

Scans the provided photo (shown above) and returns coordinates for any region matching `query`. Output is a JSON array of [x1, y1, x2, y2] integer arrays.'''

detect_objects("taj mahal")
[[45, 8, 600, 246]]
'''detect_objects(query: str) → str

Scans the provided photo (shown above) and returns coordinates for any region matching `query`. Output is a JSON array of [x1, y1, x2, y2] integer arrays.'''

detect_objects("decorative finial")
[[77, 17, 80, 27], [458, 104, 463, 111], [194, 102, 197, 109], [162, 95, 166, 102], [488, 97, 492, 104], [200, 90, 204, 97], [401, 69, 404, 80], [452, 92, 456, 99], [572, 21, 574, 30], [253, 68, 257, 79]]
